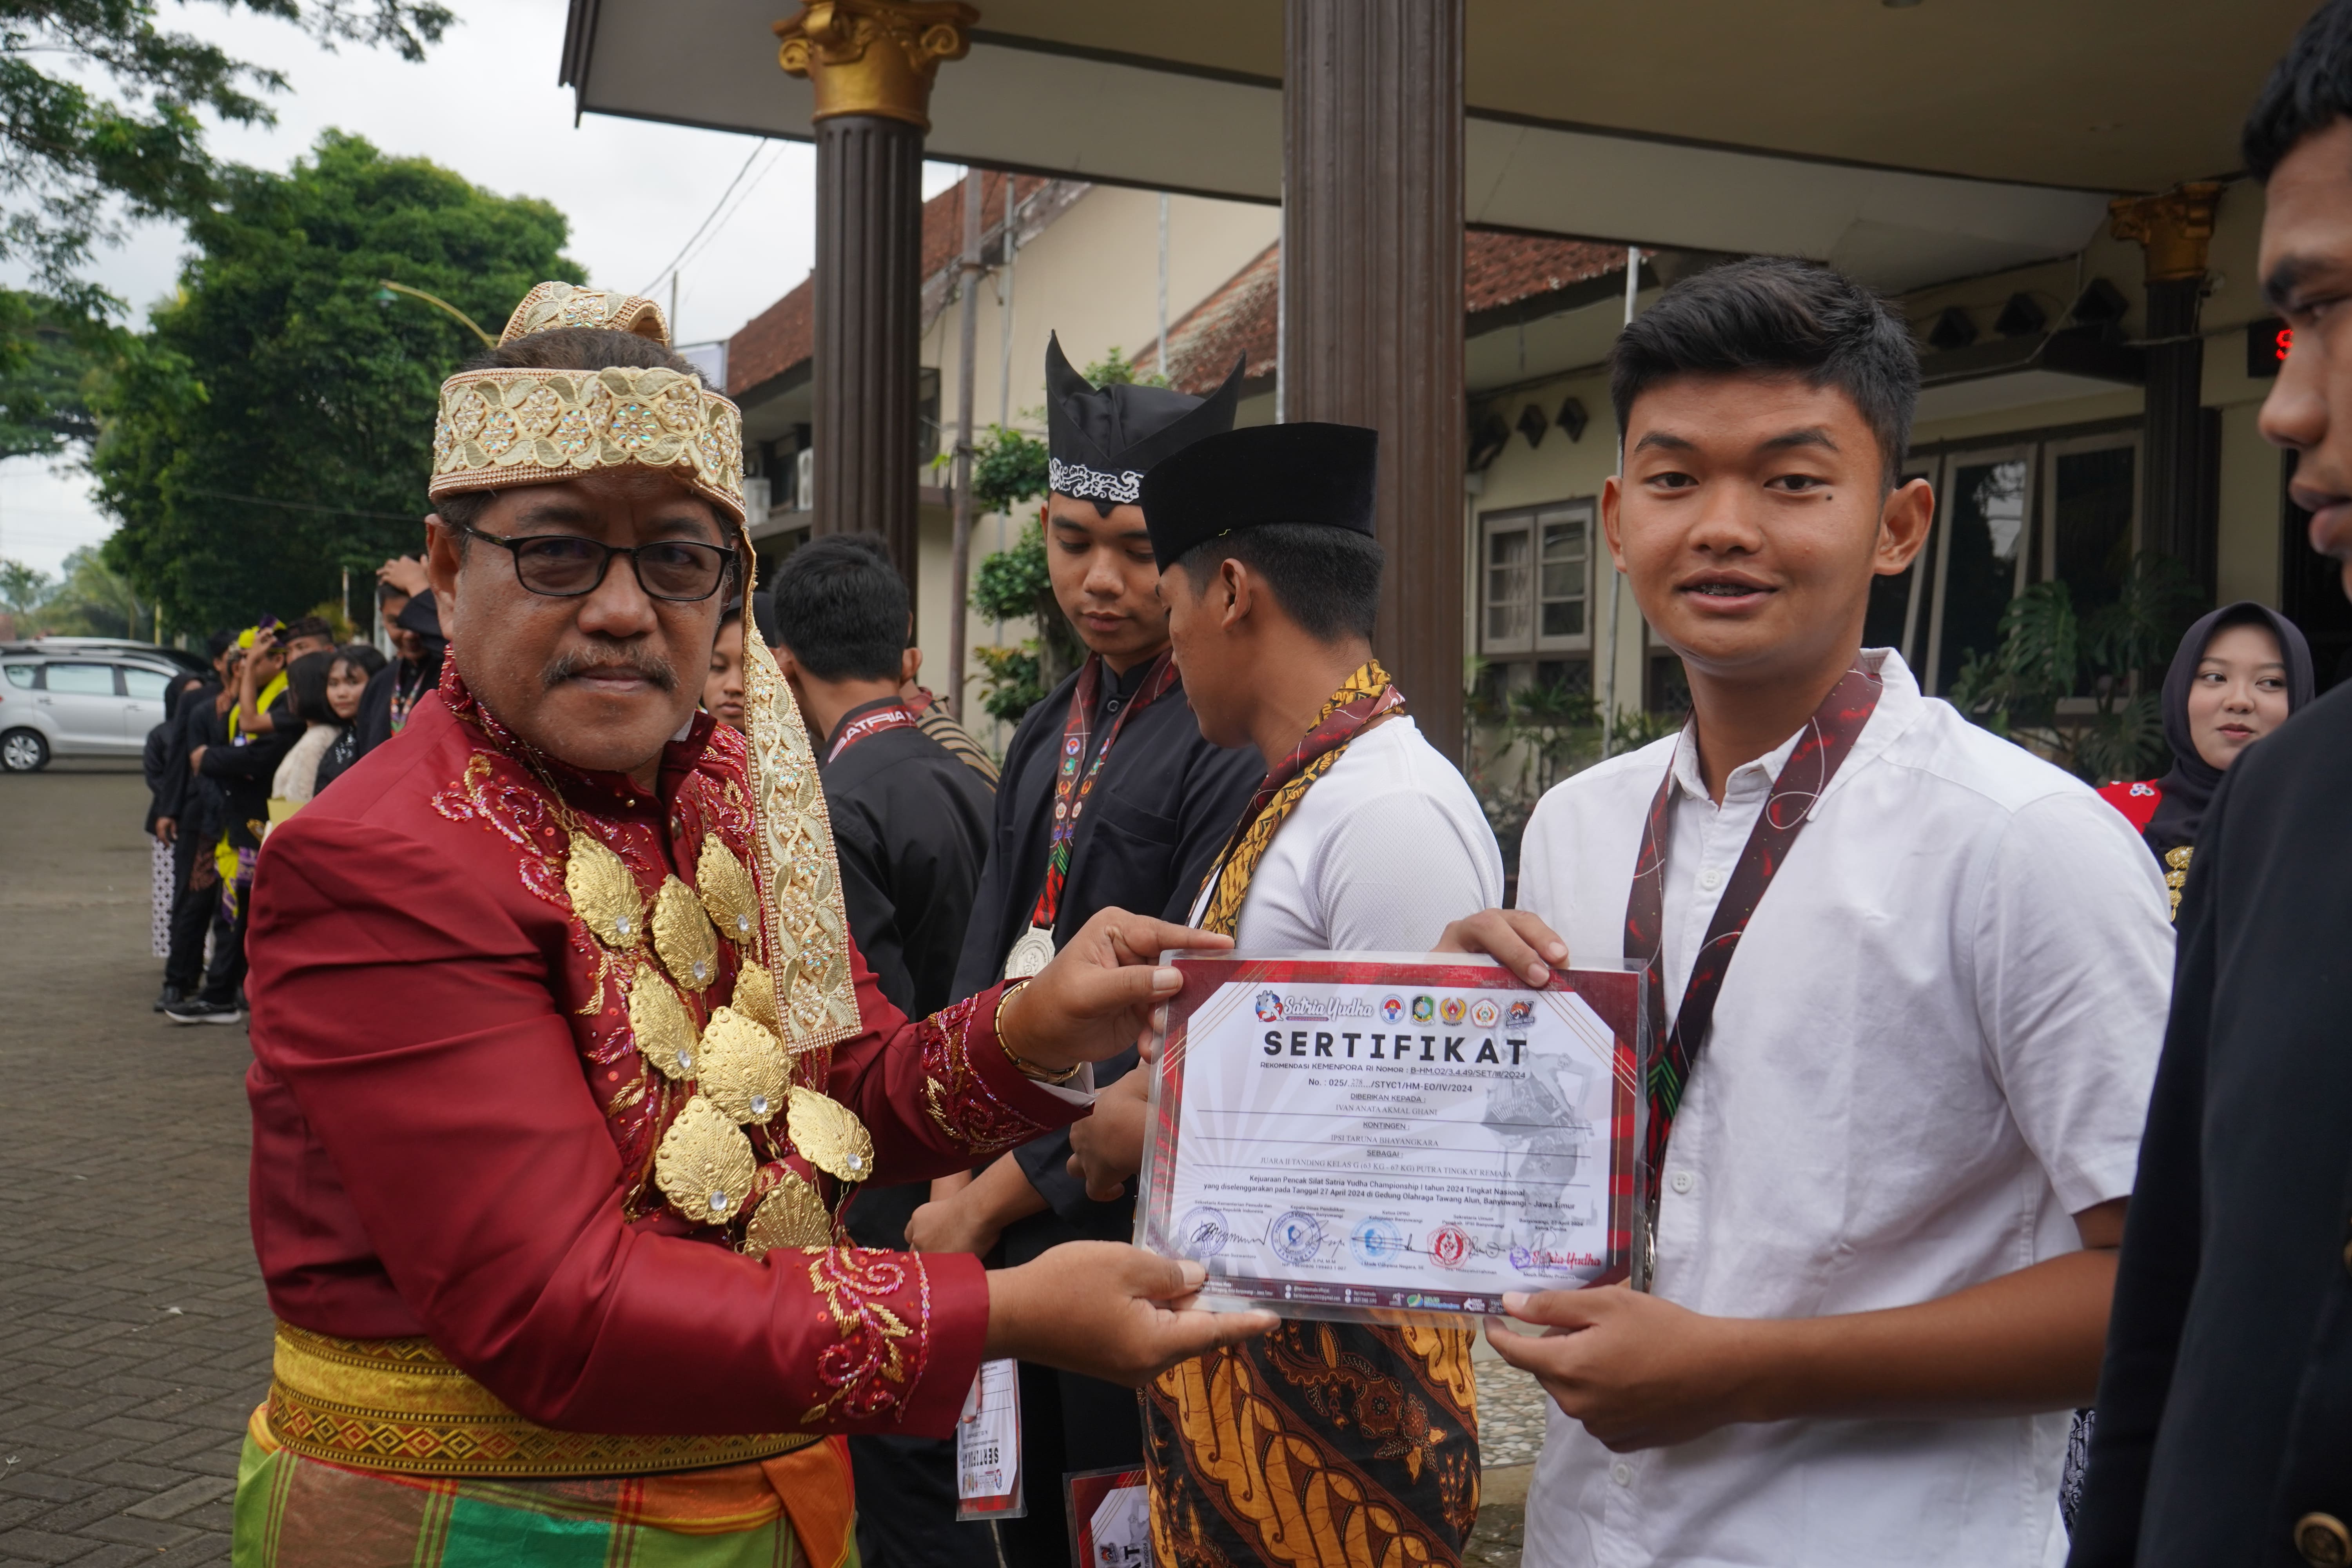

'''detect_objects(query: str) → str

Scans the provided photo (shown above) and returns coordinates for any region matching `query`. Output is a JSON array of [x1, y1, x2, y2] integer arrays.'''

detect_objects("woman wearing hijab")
[[2095, 602, 2316, 918]]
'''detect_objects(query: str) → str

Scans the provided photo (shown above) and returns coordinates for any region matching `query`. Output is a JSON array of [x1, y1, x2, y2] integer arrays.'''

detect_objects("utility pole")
[[1157, 192, 1170, 377], [946, 168, 985, 719], [1600, 245, 1640, 757]]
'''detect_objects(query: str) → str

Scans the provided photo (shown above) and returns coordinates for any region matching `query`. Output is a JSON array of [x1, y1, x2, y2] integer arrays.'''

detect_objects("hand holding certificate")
[[1135, 951, 1648, 1321]]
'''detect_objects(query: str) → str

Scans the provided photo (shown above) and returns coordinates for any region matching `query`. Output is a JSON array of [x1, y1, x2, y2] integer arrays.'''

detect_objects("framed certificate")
[[1135, 953, 1647, 1322]]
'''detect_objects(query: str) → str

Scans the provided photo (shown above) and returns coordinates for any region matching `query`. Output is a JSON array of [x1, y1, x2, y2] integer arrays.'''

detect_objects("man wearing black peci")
[[905, 337, 1263, 1568]]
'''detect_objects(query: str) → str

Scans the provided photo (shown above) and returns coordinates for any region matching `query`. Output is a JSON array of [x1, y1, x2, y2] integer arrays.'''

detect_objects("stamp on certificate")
[[1428, 1225, 1473, 1269], [1178, 1206, 1229, 1259], [1268, 1210, 1324, 1265], [1350, 1216, 1405, 1267]]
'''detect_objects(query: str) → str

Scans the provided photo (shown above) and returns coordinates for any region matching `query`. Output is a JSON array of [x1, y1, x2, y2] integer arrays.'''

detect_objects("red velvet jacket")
[[245, 683, 1078, 1439]]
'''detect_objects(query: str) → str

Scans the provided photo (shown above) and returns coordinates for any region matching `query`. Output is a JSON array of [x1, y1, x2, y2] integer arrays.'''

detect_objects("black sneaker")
[[153, 985, 185, 1014], [164, 998, 246, 1026]]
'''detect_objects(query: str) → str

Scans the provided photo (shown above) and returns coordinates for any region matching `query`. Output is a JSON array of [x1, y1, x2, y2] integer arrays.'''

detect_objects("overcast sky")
[[0, 0, 960, 580]]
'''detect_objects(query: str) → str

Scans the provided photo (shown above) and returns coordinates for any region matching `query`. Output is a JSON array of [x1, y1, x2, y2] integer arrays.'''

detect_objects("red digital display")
[[2250, 317, 2292, 377]]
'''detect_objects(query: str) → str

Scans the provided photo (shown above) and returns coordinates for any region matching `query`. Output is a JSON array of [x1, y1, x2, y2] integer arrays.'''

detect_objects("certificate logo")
[[1470, 999, 1500, 1027], [1268, 1210, 1325, 1265], [1380, 996, 1404, 1023], [1509, 1243, 1533, 1270], [1505, 999, 1535, 1029], [1440, 997, 1467, 1026], [1429, 1225, 1473, 1269], [1410, 996, 1436, 1024], [1350, 1216, 1405, 1267], [1178, 1206, 1229, 1260], [1254, 990, 1284, 1023]]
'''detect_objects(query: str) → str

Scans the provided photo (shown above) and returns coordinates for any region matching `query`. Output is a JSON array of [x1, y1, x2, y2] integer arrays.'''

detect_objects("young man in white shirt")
[[1447, 257, 2173, 1568], [1069, 421, 1505, 1568]]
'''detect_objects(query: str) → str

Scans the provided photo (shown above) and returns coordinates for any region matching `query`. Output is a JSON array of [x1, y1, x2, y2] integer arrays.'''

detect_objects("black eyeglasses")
[[465, 526, 737, 603]]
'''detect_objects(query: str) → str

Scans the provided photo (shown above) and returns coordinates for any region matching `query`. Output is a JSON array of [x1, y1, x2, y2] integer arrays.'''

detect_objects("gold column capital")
[[775, 0, 979, 131], [2108, 182, 2225, 284]]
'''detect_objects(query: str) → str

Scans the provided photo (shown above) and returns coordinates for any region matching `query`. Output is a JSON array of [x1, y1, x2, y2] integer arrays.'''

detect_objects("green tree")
[[0, 1, 454, 460], [0, 557, 53, 617], [90, 130, 580, 630], [1082, 346, 1166, 389], [969, 516, 1084, 724]]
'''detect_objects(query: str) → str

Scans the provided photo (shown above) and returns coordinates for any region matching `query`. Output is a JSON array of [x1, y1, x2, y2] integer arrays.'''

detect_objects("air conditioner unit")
[[795, 448, 815, 512]]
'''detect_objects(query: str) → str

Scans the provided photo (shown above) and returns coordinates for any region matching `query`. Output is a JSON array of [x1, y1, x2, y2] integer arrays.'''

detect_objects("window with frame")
[[1871, 425, 2140, 695], [1479, 499, 1595, 658]]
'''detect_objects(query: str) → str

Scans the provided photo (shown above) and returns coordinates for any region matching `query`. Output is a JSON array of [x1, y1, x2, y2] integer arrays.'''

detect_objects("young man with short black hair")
[[2071, 10, 2352, 1563], [1066, 419, 1505, 1568], [1447, 257, 2171, 1567], [907, 337, 1265, 1568]]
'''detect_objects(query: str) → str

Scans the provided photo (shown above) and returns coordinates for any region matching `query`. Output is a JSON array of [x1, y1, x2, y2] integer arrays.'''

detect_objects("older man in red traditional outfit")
[[230, 283, 1269, 1567]]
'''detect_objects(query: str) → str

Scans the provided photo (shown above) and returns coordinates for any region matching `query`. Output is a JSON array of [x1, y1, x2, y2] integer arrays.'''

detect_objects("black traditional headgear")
[[1137, 422, 1378, 569], [1045, 334, 1245, 513]]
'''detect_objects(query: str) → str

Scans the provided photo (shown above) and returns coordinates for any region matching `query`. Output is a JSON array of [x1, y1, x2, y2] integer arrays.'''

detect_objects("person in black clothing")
[[145, 668, 212, 1004], [168, 624, 303, 1024], [2068, 13, 2352, 1564], [767, 534, 997, 1568], [157, 631, 236, 1012], [905, 337, 1261, 1568], [310, 645, 382, 794], [355, 588, 445, 755]]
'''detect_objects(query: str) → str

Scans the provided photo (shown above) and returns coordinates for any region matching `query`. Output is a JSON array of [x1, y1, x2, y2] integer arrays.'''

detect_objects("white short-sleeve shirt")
[[1191, 714, 1503, 949], [1514, 650, 2171, 1568]]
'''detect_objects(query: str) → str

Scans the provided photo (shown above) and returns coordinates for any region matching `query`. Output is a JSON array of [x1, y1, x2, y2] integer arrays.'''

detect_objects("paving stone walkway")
[[0, 762, 1543, 1567], [0, 766, 269, 1567]]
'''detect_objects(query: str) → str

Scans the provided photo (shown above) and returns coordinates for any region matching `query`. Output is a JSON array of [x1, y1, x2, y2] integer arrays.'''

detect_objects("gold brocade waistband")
[[265, 1321, 817, 1479]]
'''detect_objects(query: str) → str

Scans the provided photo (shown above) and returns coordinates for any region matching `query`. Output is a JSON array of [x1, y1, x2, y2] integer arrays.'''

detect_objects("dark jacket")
[[952, 659, 1261, 1245], [176, 693, 231, 848], [200, 690, 298, 850], [356, 595, 446, 757], [2071, 682, 2352, 1568], [823, 701, 996, 1255], [822, 701, 995, 1020]]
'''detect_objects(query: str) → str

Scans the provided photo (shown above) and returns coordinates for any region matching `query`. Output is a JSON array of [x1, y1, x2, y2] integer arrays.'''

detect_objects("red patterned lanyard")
[[1024, 651, 1179, 931], [825, 701, 918, 764], [1624, 664, 1882, 1177]]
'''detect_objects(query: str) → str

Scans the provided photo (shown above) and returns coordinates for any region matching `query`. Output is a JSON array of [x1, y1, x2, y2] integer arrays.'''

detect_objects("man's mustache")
[[543, 643, 677, 692]]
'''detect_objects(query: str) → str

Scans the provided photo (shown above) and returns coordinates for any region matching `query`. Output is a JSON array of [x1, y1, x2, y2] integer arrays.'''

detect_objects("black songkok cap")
[[1138, 422, 1379, 570], [1046, 333, 1245, 511]]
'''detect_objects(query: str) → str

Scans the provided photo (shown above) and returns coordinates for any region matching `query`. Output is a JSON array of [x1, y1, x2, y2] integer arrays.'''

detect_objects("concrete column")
[[777, 0, 977, 596], [1282, 0, 1466, 758], [2111, 183, 2223, 603]]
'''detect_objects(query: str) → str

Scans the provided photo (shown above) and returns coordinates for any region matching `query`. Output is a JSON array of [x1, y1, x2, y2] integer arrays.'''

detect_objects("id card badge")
[[956, 1357, 1025, 1521], [1065, 1466, 1149, 1568]]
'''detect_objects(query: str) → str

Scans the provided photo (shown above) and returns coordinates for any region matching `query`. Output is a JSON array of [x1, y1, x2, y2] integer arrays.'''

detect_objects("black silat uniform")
[[951, 655, 1259, 1568]]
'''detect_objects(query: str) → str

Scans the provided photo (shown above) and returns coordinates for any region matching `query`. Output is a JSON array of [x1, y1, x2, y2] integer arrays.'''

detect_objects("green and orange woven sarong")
[[231, 1408, 858, 1568]]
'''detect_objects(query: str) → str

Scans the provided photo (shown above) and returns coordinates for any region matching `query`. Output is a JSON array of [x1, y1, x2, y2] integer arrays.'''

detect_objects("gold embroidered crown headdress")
[[429, 282, 860, 1061], [428, 281, 747, 528]]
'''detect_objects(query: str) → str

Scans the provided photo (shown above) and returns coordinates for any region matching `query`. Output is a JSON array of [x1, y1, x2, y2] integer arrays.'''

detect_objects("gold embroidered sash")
[[264, 1321, 816, 1479]]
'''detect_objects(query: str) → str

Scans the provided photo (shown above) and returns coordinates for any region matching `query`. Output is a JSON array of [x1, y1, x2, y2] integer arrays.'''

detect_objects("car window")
[[45, 663, 119, 696], [122, 667, 169, 701], [1, 663, 34, 689]]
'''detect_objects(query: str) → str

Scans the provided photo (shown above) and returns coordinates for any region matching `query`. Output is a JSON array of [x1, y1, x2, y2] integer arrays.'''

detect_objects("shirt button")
[[1698, 867, 1723, 892], [1670, 1170, 1696, 1195], [2295, 1513, 2351, 1567], [1610, 1461, 1633, 1486]]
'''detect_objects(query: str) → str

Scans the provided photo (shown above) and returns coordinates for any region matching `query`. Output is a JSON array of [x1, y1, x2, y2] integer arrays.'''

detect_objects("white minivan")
[[0, 652, 183, 771]]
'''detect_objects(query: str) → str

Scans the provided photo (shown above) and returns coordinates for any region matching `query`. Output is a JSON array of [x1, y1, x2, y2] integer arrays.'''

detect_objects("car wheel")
[[1, 728, 49, 772]]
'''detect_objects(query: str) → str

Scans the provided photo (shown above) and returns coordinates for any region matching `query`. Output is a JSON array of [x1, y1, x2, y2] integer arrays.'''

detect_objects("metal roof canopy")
[[561, 0, 2289, 292]]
